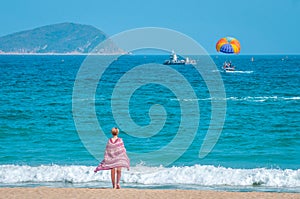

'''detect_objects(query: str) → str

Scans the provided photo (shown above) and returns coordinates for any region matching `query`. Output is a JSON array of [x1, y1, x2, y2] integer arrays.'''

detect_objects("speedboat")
[[223, 61, 235, 72], [163, 51, 196, 65]]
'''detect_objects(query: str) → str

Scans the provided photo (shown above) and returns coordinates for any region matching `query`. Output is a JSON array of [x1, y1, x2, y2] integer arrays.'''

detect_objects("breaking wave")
[[1, 164, 299, 191]]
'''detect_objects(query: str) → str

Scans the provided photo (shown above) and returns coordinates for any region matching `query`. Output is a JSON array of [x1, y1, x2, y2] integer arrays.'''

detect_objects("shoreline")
[[0, 52, 126, 56], [1, 53, 299, 56], [0, 187, 299, 199]]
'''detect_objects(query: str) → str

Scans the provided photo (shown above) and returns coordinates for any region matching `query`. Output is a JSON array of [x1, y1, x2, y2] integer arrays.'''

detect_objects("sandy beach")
[[0, 188, 299, 199]]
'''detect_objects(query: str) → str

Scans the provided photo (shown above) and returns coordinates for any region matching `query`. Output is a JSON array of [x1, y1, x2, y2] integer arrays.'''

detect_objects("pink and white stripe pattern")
[[94, 138, 130, 172]]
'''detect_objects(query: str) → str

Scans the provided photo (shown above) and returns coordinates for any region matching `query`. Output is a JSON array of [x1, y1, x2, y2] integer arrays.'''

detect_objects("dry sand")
[[0, 187, 299, 199]]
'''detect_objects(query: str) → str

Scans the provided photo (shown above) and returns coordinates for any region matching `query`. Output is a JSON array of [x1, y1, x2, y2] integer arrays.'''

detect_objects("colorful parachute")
[[216, 37, 240, 54]]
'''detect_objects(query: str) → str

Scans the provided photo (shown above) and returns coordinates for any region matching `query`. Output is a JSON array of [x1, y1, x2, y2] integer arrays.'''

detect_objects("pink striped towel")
[[94, 138, 130, 172]]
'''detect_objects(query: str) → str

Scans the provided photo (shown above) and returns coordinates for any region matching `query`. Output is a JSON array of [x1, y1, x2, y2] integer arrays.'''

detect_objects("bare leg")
[[116, 167, 122, 189], [111, 168, 116, 188]]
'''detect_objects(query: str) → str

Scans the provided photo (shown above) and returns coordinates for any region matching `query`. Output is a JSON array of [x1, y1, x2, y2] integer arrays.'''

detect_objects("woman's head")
[[111, 127, 119, 136]]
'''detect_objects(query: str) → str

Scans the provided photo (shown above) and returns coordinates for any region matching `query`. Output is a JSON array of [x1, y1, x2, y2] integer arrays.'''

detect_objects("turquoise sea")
[[0, 54, 299, 192]]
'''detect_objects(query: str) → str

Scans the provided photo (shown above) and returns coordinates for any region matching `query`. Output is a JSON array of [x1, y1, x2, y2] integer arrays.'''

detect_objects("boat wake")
[[223, 70, 253, 74], [172, 96, 300, 102]]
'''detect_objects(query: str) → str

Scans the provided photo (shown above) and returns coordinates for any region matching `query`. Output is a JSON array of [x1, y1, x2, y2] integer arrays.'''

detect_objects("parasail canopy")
[[216, 37, 240, 54]]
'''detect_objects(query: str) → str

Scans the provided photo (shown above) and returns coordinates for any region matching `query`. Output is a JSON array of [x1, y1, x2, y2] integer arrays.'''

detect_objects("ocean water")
[[0, 54, 299, 192]]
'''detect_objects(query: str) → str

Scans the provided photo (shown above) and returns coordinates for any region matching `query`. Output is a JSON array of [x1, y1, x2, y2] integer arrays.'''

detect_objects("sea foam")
[[0, 164, 299, 190]]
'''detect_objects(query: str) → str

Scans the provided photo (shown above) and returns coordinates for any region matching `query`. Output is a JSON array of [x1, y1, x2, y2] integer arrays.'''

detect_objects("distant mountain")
[[0, 22, 123, 54]]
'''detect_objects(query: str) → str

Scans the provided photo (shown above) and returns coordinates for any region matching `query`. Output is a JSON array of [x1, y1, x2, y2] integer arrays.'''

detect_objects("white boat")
[[163, 51, 196, 65], [223, 61, 235, 72]]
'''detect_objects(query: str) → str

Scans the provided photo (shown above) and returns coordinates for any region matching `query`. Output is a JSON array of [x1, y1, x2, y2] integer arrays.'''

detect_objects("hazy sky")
[[0, 0, 299, 54]]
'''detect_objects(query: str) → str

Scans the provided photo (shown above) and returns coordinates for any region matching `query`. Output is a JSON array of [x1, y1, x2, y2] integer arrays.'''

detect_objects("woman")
[[94, 127, 130, 189]]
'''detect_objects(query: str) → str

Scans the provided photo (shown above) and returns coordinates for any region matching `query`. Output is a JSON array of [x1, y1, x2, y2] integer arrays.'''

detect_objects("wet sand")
[[0, 187, 299, 199]]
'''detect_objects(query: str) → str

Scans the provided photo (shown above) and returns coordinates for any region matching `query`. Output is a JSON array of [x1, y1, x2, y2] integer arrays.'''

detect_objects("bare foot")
[[116, 184, 121, 189]]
